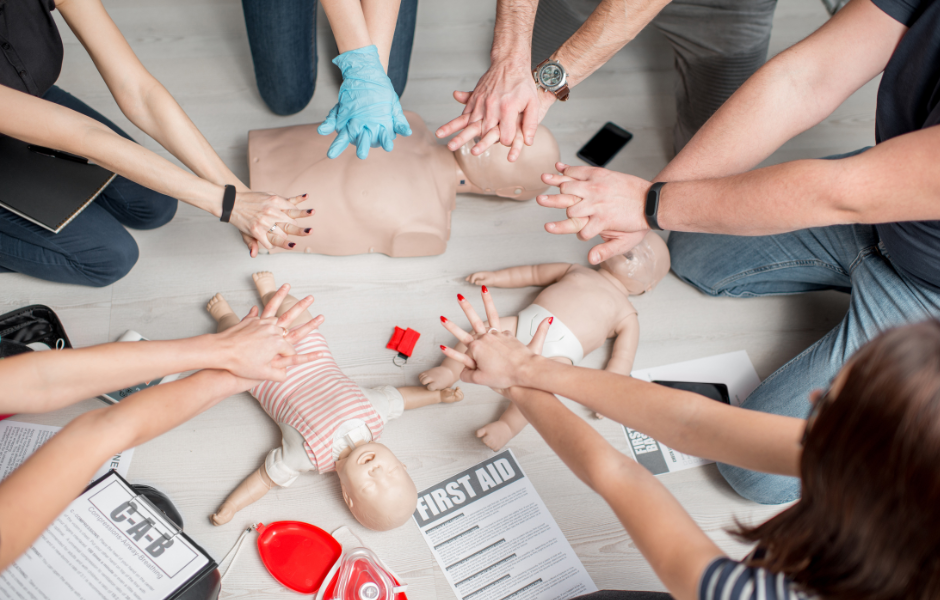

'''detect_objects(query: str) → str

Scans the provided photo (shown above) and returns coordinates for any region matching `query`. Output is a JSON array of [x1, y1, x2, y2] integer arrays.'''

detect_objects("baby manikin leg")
[[207, 294, 241, 333], [253, 271, 313, 328]]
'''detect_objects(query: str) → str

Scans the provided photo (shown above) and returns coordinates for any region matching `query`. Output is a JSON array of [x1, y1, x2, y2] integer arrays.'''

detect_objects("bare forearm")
[[321, 0, 373, 56], [491, 0, 538, 64], [659, 126, 940, 235], [0, 335, 233, 414], [553, 0, 671, 86], [517, 358, 802, 475], [0, 370, 242, 569], [361, 0, 401, 68]]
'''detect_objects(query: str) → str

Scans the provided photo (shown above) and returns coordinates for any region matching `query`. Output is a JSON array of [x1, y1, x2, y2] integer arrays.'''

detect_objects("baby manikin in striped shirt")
[[206, 272, 464, 531]]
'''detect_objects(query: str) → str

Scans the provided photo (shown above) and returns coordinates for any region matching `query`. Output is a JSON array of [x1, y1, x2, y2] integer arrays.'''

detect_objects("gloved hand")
[[317, 45, 412, 159]]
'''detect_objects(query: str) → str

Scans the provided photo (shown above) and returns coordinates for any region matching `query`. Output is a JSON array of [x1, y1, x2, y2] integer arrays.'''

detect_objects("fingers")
[[471, 126, 501, 156], [528, 317, 552, 356], [440, 316, 475, 345], [355, 128, 373, 160], [480, 286, 500, 332], [521, 101, 540, 146], [588, 233, 649, 265], [317, 105, 339, 135], [288, 194, 308, 207], [393, 113, 412, 137], [327, 129, 351, 159], [287, 207, 315, 219], [266, 230, 297, 250], [261, 284, 290, 319], [497, 105, 518, 148], [246, 306, 259, 318], [536, 193, 583, 209], [507, 129, 525, 163], [556, 162, 595, 181], [276, 295, 314, 329], [447, 120, 482, 151], [437, 113, 471, 140], [457, 294, 488, 335], [287, 314, 325, 343], [277, 223, 313, 237], [379, 127, 395, 153], [545, 216, 588, 236], [442, 345, 476, 370], [270, 353, 321, 369], [541, 172, 578, 187], [453, 90, 472, 105]]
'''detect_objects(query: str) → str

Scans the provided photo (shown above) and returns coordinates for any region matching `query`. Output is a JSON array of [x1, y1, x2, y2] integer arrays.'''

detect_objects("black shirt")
[[0, 0, 63, 96], [871, 0, 940, 287]]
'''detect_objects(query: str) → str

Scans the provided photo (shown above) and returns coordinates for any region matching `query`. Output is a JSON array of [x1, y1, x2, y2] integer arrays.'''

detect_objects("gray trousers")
[[532, 0, 778, 152]]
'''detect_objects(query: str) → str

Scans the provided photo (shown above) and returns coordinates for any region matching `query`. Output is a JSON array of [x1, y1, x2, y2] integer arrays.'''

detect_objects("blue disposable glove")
[[317, 45, 412, 159]]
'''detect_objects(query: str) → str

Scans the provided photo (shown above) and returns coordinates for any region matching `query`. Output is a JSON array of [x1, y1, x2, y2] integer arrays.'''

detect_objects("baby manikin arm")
[[467, 263, 573, 288], [210, 464, 276, 526], [606, 314, 640, 376]]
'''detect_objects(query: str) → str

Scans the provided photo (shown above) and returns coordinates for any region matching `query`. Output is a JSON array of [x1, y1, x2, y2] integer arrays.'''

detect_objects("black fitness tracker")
[[219, 184, 236, 223], [645, 181, 666, 231]]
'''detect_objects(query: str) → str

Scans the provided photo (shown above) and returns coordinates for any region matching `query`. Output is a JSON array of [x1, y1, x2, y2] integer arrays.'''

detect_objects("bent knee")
[[259, 86, 315, 116], [716, 462, 801, 505], [136, 195, 178, 230], [75, 233, 140, 287], [666, 232, 724, 295]]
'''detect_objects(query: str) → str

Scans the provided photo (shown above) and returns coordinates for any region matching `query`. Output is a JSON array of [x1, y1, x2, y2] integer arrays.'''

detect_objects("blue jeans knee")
[[717, 461, 801, 505]]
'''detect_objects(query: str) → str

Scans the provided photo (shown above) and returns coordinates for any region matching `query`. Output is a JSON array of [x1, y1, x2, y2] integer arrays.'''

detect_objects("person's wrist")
[[516, 354, 545, 388]]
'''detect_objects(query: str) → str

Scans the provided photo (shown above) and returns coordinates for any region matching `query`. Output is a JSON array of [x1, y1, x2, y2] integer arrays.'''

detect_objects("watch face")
[[540, 64, 563, 88]]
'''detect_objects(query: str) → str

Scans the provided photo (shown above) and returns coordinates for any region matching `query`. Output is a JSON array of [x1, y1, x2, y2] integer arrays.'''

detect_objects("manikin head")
[[598, 232, 671, 295], [335, 442, 417, 531], [454, 125, 560, 201]]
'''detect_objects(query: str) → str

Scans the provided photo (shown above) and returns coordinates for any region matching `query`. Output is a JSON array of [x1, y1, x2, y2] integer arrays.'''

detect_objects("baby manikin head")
[[336, 442, 417, 531], [599, 232, 671, 295], [455, 125, 560, 201]]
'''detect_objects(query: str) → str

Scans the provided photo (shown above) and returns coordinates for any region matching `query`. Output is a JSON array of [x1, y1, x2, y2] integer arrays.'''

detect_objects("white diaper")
[[515, 304, 584, 364]]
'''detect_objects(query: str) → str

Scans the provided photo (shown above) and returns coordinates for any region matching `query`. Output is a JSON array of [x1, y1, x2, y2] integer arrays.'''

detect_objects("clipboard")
[[0, 135, 116, 233], [0, 470, 219, 600]]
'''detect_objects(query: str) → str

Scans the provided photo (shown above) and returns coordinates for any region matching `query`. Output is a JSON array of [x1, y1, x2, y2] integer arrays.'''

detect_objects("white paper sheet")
[[0, 472, 210, 600], [413, 449, 597, 600], [624, 351, 761, 474], [0, 419, 134, 483]]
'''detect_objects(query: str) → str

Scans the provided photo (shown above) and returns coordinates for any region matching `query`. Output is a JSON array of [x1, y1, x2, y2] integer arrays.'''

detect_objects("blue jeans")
[[241, 0, 418, 116], [667, 155, 940, 504], [0, 86, 177, 287]]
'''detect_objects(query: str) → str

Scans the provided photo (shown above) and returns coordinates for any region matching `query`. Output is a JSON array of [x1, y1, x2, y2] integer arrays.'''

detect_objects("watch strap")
[[219, 184, 236, 223], [645, 182, 666, 231]]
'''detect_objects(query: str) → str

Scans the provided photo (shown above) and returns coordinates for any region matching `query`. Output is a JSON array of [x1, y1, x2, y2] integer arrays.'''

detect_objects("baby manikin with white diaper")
[[419, 231, 670, 451]]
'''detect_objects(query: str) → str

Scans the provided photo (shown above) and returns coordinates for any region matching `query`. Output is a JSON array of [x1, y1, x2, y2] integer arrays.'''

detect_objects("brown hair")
[[735, 320, 940, 599]]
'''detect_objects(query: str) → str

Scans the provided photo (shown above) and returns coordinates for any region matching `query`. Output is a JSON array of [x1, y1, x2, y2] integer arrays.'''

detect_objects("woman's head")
[[738, 320, 940, 599]]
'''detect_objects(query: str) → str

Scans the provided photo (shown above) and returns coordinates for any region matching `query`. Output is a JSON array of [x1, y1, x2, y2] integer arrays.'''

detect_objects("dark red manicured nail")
[[302, 193, 308, 198], [457, 294, 466, 301], [304, 228, 311, 233], [549, 317, 554, 324], [440, 345, 447, 351], [307, 209, 314, 214], [288, 242, 296, 248], [482, 285, 489, 294], [440, 316, 447, 323]]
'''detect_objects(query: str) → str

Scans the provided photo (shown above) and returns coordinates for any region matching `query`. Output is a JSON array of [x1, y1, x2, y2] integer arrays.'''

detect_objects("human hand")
[[538, 162, 652, 264], [229, 191, 314, 255], [436, 59, 555, 163], [438, 288, 551, 390], [212, 284, 325, 381], [317, 45, 412, 160]]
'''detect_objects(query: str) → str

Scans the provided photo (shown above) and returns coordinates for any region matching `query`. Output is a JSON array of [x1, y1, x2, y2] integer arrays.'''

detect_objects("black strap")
[[644, 181, 666, 231], [219, 184, 236, 223]]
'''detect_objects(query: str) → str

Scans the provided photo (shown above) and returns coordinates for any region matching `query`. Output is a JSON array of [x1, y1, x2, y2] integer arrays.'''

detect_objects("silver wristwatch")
[[532, 59, 570, 101]]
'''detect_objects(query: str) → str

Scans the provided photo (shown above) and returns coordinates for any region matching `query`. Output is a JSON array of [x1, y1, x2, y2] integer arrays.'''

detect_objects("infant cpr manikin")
[[248, 111, 560, 257]]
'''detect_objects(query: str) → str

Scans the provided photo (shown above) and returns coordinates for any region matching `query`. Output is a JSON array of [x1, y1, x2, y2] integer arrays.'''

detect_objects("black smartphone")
[[653, 380, 731, 404], [576, 122, 633, 167]]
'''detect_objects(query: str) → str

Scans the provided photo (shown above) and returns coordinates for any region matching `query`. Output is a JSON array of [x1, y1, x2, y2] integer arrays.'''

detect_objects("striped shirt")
[[250, 332, 385, 473], [700, 557, 817, 600]]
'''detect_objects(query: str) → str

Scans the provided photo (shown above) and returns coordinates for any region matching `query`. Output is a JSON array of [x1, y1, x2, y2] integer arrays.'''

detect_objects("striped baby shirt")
[[250, 331, 385, 473]]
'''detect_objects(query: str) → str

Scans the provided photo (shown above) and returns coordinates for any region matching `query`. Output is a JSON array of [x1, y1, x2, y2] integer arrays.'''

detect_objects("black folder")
[[0, 134, 116, 233]]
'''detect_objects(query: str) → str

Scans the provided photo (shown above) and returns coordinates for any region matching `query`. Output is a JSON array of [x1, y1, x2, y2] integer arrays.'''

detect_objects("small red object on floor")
[[256, 521, 341, 594], [386, 327, 420, 364]]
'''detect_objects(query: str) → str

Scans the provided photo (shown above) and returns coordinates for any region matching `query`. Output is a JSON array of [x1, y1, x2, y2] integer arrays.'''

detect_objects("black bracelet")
[[219, 185, 236, 223], [644, 181, 666, 231]]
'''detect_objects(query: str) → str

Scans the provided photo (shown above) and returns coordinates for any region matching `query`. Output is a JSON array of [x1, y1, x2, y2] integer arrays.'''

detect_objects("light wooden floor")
[[4, 0, 875, 596]]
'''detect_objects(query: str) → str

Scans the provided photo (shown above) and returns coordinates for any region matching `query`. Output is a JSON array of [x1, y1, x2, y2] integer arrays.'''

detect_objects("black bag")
[[0, 304, 72, 358]]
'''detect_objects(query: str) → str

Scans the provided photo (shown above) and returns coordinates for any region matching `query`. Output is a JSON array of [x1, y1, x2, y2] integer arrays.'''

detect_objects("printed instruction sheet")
[[624, 350, 761, 475], [413, 449, 597, 600], [0, 419, 133, 483], [0, 472, 211, 600]]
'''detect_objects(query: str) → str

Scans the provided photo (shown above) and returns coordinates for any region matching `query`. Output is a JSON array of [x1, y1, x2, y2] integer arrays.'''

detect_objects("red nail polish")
[[440, 345, 447, 351], [304, 228, 311, 233], [457, 294, 465, 301], [549, 317, 554, 324], [440, 316, 447, 323], [482, 285, 489, 294], [288, 242, 296, 248]]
